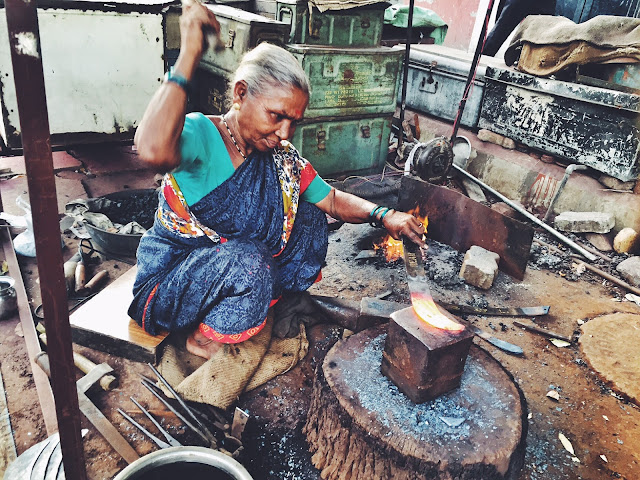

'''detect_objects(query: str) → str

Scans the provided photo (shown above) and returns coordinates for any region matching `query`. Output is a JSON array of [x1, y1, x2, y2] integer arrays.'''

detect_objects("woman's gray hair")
[[229, 42, 310, 102]]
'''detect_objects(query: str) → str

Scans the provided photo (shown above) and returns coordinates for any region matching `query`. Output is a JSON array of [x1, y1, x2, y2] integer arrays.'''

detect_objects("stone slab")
[[554, 211, 615, 234]]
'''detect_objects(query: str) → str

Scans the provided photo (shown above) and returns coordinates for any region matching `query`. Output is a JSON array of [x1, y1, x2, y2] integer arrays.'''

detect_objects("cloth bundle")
[[157, 306, 312, 410], [505, 15, 640, 76]]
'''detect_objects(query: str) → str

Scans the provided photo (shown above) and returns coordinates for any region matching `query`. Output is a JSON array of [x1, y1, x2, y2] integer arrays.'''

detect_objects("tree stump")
[[303, 325, 527, 480]]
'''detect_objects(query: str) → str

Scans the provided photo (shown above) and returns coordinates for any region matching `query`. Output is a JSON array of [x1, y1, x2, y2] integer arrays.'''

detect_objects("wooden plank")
[[69, 266, 169, 363], [0, 362, 17, 477], [0, 228, 59, 435]]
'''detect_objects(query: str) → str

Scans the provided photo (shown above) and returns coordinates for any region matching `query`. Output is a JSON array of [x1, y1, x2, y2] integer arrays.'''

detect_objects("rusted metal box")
[[167, 4, 290, 78], [479, 66, 640, 182], [402, 44, 503, 128], [287, 44, 403, 119], [0, 0, 173, 151], [276, 0, 386, 47], [291, 114, 392, 178]]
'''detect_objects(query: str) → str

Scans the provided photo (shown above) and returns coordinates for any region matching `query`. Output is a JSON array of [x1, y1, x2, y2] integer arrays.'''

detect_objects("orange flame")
[[411, 291, 466, 332], [375, 236, 404, 262]]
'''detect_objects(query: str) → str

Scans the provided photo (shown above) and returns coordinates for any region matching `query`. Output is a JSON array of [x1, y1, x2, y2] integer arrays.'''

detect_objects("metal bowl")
[[112, 446, 254, 480], [84, 189, 157, 257]]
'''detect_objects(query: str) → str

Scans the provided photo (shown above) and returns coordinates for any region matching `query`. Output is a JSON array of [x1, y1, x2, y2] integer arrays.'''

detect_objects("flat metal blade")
[[402, 237, 432, 298], [468, 325, 523, 355], [440, 303, 550, 317]]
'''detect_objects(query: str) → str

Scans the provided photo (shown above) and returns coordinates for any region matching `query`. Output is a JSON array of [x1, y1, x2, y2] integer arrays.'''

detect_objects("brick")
[[598, 174, 635, 192], [459, 245, 500, 290], [554, 211, 615, 234], [585, 233, 613, 252], [616, 256, 640, 287], [614, 228, 639, 254], [477, 129, 515, 149]]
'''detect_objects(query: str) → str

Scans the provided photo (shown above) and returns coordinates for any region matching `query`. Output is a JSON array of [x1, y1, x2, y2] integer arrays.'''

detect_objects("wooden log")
[[303, 325, 527, 480]]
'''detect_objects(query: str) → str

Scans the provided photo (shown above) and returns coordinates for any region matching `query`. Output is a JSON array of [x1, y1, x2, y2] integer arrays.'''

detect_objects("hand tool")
[[117, 408, 171, 450], [38, 331, 118, 391], [147, 363, 217, 445], [181, 0, 225, 52], [513, 321, 572, 343], [467, 325, 524, 356], [401, 237, 465, 332], [35, 352, 140, 464], [140, 376, 217, 448], [80, 270, 109, 295], [129, 396, 182, 447], [361, 297, 550, 319]]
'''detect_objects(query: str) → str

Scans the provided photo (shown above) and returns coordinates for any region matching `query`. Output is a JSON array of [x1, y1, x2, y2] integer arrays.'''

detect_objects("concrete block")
[[459, 246, 500, 290], [614, 228, 639, 254], [616, 256, 640, 287], [554, 211, 615, 234], [585, 233, 613, 252], [598, 174, 635, 192]]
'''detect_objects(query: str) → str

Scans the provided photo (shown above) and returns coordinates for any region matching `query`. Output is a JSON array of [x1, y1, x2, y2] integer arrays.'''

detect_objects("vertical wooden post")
[[3, 4, 87, 480]]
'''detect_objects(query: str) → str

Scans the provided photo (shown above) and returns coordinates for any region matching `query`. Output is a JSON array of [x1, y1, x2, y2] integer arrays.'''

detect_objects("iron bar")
[[397, 0, 416, 146], [3, 2, 86, 479]]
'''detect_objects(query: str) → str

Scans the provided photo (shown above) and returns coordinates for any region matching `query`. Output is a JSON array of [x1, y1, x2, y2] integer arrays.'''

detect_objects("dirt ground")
[[0, 148, 639, 479]]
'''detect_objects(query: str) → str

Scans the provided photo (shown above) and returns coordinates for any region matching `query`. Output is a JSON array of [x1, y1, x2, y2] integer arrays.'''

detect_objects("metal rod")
[[452, 164, 598, 261], [451, 0, 496, 141], [117, 408, 170, 450], [3, 2, 86, 478], [129, 397, 181, 447], [397, 0, 416, 147], [147, 363, 216, 443], [570, 256, 640, 297], [542, 164, 588, 222], [140, 378, 214, 447]]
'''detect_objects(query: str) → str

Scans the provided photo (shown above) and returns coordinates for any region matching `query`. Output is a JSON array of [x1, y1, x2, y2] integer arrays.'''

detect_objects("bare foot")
[[186, 330, 223, 359]]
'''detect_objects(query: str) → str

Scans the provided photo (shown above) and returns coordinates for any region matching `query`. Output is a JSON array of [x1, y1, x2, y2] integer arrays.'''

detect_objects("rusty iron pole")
[[3, 3, 87, 480]]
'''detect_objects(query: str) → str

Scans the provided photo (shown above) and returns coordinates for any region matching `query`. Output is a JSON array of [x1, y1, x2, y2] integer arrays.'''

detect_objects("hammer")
[[38, 332, 118, 391], [35, 352, 140, 464]]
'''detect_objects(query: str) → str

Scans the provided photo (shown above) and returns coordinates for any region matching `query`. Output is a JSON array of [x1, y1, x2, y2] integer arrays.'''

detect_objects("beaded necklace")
[[221, 115, 247, 160]]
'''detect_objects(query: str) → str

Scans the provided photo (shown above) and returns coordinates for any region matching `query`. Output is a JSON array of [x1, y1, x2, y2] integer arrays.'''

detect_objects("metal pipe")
[[542, 164, 588, 222], [452, 164, 598, 261], [450, 0, 495, 141], [397, 0, 416, 148], [4, 1, 87, 479]]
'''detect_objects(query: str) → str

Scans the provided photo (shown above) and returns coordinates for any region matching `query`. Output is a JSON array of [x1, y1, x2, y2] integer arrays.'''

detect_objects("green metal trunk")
[[276, 1, 386, 47], [287, 45, 403, 119], [291, 115, 392, 178], [166, 5, 290, 78]]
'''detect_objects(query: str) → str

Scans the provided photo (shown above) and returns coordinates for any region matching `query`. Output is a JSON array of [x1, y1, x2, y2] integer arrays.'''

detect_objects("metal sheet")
[[398, 176, 533, 280], [0, 8, 165, 150]]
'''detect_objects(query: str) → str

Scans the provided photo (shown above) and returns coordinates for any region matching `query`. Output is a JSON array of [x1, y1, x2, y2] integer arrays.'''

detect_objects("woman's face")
[[235, 83, 309, 152]]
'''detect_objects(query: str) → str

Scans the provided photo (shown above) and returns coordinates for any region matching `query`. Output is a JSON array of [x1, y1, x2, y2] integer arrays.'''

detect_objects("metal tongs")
[[135, 363, 219, 448], [118, 396, 182, 449]]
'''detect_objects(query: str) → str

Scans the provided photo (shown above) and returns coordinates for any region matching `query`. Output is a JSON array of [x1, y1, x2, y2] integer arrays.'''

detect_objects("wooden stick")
[[513, 321, 572, 343]]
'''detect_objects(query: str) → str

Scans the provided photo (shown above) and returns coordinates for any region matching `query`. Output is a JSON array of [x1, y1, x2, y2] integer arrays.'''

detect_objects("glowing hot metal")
[[402, 238, 465, 332]]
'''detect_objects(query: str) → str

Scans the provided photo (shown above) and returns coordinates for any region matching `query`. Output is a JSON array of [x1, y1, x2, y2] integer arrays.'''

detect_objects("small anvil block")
[[381, 306, 474, 403]]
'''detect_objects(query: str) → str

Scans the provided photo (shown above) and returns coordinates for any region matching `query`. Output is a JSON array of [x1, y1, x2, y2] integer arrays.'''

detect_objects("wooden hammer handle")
[[39, 333, 118, 391]]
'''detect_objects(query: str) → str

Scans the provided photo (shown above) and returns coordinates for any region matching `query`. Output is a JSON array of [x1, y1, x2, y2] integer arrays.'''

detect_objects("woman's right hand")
[[179, 0, 221, 63]]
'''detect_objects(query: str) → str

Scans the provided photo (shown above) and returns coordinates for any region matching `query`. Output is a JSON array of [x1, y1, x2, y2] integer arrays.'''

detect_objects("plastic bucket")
[[112, 447, 253, 480]]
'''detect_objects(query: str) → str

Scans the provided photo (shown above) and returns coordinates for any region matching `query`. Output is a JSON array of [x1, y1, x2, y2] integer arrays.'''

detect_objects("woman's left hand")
[[382, 210, 426, 246]]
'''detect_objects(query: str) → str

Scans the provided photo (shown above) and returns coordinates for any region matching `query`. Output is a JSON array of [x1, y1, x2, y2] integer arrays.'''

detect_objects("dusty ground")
[[0, 144, 639, 479]]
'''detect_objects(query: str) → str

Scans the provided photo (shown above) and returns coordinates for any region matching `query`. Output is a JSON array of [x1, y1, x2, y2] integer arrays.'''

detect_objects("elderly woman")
[[129, 3, 425, 359]]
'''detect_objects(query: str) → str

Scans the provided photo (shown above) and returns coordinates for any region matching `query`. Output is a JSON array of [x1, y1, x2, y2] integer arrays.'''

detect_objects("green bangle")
[[164, 66, 190, 94], [369, 206, 390, 228], [379, 208, 393, 224]]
